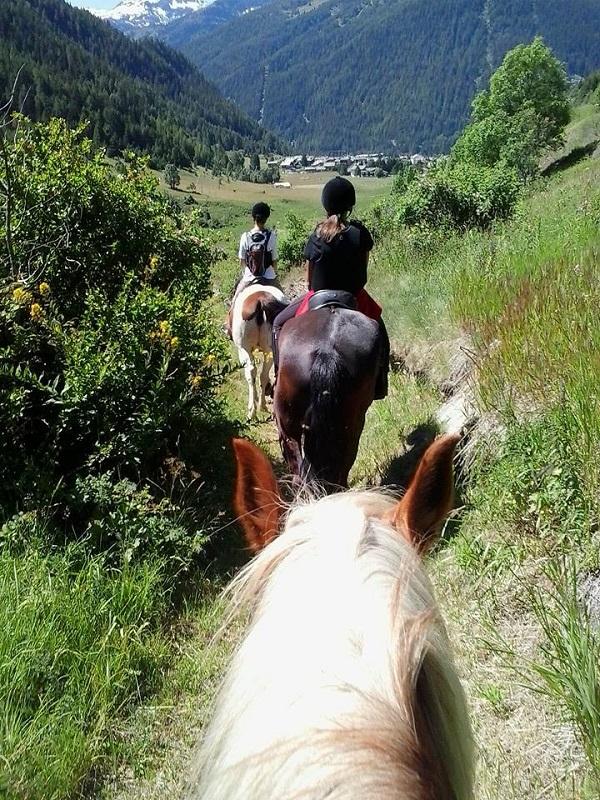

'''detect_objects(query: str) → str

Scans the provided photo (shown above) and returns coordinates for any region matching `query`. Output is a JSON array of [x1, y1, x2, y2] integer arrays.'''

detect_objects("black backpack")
[[245, 229, 273, 276]]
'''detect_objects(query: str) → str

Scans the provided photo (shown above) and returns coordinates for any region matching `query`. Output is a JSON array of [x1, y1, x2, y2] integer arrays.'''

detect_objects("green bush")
[[452, 38, 569, 178], [278, 211, 313, 271], [0, 116, 229, 568], [392, 159, 520, 231]]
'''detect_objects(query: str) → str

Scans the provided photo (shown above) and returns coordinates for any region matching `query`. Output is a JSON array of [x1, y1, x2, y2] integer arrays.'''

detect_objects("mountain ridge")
[[163, 0, 600, 153], [0, 0, 281, 166], [94, 0, 216, 37]]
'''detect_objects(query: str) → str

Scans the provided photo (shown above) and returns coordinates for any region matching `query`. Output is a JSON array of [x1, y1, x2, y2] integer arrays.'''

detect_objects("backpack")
[[245, 229, 272, 276]]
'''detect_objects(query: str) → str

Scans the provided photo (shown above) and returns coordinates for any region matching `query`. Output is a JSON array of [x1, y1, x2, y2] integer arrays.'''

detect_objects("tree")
[[452, 38, 569, 177], [249, 152, 261, 171], [163, 163, 180, 190]]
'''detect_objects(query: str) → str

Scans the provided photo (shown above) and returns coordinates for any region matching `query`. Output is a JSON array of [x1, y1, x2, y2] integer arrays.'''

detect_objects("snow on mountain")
[[93, 0, 216, 34]]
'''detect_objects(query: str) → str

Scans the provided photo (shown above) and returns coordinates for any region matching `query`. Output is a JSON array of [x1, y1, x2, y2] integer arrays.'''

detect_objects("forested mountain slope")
[[0, 0, 280, 166], [169, 0, 600, 152], [162, 0, 272, 47]]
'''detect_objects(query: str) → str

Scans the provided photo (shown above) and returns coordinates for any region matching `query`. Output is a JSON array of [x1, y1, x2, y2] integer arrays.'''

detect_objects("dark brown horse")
[[274, 306, 382, 488]]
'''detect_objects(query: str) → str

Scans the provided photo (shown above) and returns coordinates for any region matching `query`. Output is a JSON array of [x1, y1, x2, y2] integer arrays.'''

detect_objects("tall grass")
[[526, 560, 600, 790], [0, 543, 168, 800]]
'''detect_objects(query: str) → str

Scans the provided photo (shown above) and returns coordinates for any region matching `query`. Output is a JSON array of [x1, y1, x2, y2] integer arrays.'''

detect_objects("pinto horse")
[[231, 283, 287, 420], [185, 434, 473, 800], [274, 305, 382, 487]]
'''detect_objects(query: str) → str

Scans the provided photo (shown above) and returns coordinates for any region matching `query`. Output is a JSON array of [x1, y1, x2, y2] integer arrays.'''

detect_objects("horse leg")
[[258, 351, 273, 413], [238, 347, 257, 420]]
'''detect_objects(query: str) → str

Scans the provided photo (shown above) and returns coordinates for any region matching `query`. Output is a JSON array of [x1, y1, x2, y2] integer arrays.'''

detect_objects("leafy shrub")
[[393, 159, 521, 231], [0, 116, 229, 568], [452, 37, 569, 178], [278, 211, 312, 271]]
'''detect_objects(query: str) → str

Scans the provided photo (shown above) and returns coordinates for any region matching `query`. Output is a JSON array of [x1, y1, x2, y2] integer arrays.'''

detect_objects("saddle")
[[307, 289, 357, 312]]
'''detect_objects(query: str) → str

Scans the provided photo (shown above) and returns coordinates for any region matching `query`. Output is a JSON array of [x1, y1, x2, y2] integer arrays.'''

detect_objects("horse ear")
[[232, 438, 282, 554], [386, 434, 460, 554]]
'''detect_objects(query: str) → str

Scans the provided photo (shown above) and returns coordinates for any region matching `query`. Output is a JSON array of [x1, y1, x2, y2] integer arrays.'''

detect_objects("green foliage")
[[0, 117, 228, 569], [0, 541, 168, 800], [278, 212, 312, 271], [163, 162, 180, 189], [453, 38, 569, 176], [0, 0, 280, 168], [377, 40, 570, 233], [574, 70, 600, 107], [391, 159, 520, 231], [391, 163, 419, 195]]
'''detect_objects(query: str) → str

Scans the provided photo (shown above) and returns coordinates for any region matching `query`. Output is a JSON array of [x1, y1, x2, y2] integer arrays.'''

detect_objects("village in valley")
[[268, 151, 434, 185]]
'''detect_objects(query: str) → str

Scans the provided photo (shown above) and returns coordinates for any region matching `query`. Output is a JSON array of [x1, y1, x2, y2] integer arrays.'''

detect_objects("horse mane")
[[187, 491, 473, 800]]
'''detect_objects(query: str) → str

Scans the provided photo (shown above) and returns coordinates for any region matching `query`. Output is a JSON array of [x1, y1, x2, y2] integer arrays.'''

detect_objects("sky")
[[69, 0, 117, 9]]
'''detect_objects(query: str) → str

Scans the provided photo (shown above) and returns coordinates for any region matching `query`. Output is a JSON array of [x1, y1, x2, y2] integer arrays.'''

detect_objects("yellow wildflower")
[[204, 353, 217, 366], [148, 254, 160, 271], [12, 287, 31, 305], [38, 282, 51, 296], [159, 320, 171, 335], [30, 303, 44, 321], [189, 374, 203, 390], [169, 336, 179, 350]]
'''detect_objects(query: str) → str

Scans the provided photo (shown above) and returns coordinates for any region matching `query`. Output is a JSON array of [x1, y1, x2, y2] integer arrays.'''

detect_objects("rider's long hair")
[[316, 210, 349, 243]]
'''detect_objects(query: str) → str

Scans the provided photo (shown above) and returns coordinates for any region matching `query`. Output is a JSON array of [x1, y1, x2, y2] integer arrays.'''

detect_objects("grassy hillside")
[[169, 0, 600, 152], [0, 0, 280, 167]]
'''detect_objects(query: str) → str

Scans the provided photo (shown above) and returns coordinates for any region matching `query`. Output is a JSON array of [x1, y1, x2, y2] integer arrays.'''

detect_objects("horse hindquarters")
[[275, 309, 380, 488]]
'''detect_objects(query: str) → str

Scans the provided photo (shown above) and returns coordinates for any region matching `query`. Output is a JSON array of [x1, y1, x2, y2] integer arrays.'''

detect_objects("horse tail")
[[241, 298, 265, 325], [241, 293, 286, 326], [302, 349, 349, 483]]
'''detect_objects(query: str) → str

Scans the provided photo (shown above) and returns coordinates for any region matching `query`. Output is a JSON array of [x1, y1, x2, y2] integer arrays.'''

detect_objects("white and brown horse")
[[231, 283, 287, 420], [186, 434, 474, 800]]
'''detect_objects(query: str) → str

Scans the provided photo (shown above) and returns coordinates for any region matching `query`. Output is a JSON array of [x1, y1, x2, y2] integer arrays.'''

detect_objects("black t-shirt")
[[304, 220, 374, 294]]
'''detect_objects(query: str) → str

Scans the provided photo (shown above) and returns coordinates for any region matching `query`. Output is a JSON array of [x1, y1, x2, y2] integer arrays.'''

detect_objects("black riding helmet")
[[321, 177, 356, 215], [251, 201, 271, 222]]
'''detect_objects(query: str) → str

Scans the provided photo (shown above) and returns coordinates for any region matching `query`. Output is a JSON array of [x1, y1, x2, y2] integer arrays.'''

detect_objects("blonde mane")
[[186, 490, 473, 800]]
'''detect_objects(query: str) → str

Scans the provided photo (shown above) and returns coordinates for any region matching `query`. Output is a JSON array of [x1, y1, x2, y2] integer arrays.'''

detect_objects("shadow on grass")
[[379, 418, 440, 491], [541, 140, 599, 176]]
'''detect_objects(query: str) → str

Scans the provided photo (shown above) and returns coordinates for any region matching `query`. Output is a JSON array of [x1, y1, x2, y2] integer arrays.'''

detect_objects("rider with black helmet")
[[272, 176, 389, 398]]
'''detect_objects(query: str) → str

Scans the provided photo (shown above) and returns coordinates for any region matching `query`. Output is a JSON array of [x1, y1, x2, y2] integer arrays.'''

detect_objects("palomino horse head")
[[231, 284, 287, 420], [274, 306, 382, 487], [185, 434, 473, 800]]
